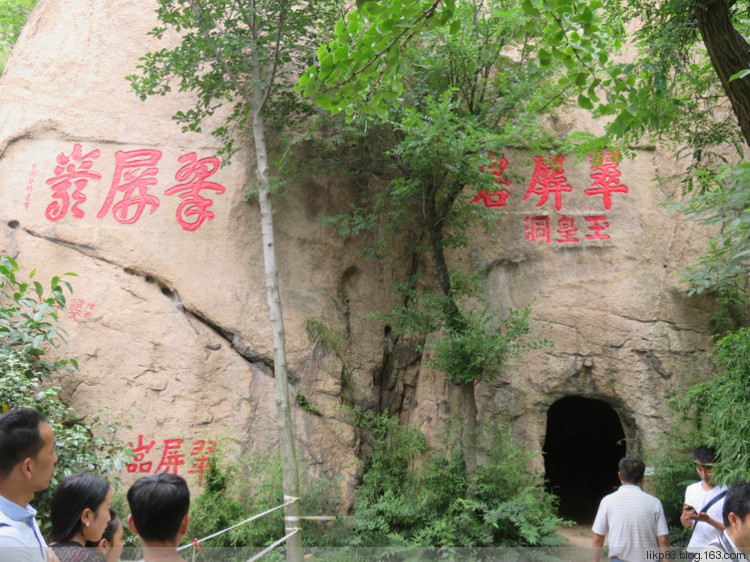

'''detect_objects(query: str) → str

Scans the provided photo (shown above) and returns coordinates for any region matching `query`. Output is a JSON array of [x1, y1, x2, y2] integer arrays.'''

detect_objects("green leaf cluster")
[[0, 0, 38, 50], [348, 412, 567, 547], [680, 327, 750, 486], [128, 0, 340, 163], [674, 163, 750, 303], [0, 257, 127, 536], [186, 451, 343, 549], [297, 0, 458, 120]]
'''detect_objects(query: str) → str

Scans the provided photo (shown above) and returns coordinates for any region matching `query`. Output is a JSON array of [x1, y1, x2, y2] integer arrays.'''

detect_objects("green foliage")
[[521, 0, 744, 168], [680, 327, 750, 486], [0, 0, 38, 50], [128, 0, 340, 163], [295, 392, 322, 417], [304, 318, 347, 359], [348, 412, 567, 547], [187, 453, 341, 549], [0, 257, 127, 535], [297, 0, 457, 121], [670, 163, 750, 312], [307, 2, 559, 389]]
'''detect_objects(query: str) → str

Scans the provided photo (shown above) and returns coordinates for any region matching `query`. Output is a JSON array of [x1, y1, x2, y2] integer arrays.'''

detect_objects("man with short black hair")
[[0, 408, 59, 562], [681, 446, 727, 552], [127, 473, 190, 562], [592, 456, 670, 562], [699, 481, 750, 559]]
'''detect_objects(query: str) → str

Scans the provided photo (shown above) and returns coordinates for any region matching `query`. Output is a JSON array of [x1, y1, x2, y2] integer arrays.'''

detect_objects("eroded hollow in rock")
[[543, 396, 626, 523]]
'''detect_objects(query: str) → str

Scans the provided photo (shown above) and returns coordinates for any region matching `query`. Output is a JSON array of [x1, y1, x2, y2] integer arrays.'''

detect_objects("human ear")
[[177, 515, 190, 541], [95, 538, 108, 556], [127, 514, 139, 536], [20, 458, 33, 480]]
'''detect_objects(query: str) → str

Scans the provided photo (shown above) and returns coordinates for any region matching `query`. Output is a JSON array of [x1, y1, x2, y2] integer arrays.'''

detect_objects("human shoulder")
[[0, 516, 28, 547], [51, 542, 105, 562]]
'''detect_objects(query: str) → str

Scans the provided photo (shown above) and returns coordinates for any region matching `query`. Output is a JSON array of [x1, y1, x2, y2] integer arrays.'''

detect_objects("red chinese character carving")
[[127, 435, 156, 474], [84, 302, 95, 319], [523, 156, 572, 212], [556, 215, 580, 244], [188, 439, 218, 486], [164, 153, 226, 231], [524, 216, 551, 243], [584, 216, 611, 240], [68, 298, 84, 321], [155, 438, 186, 474], [586, 150, 629, 210], [479, 153, 511, 186], [97, 150, 162, 224], [470, 189, 510, 208], [45, 144, 101, 222]]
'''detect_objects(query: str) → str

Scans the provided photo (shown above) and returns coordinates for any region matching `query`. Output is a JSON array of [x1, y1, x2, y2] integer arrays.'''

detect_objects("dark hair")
[[85, 510, 120, 547], [723, 481, 750, 527], [694, 446, 718, 465], [127, 474, 190, 543], [50, 472, 111, 543], [0, 409, 48, 478], [618, 456, 645, 484]]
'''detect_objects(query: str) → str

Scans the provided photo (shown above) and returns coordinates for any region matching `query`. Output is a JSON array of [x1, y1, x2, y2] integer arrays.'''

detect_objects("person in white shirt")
[[592, 456, 670, 562], [681, 446, 727, 553], [699, 481, 750, 560], [0, 408, 59, 562]]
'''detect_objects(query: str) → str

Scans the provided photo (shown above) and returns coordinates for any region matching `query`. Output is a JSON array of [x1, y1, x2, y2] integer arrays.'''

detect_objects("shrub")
[[0, 256, 127, 535], [348, 412, 568, 547]]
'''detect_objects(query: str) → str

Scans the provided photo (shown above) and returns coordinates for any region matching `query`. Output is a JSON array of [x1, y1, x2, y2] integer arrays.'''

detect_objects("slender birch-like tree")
[[129, 2, 339, 559]]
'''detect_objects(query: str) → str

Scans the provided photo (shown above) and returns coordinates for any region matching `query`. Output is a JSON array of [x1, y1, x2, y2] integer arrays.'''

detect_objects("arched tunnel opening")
[[543, 396, 627, 523]]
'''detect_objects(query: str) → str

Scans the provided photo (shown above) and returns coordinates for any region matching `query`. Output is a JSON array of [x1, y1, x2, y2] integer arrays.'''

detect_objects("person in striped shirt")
[[592, 456, 670, 562]]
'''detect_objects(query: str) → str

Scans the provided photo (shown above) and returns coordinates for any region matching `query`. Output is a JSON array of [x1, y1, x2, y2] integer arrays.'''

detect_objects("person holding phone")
[[681, 446, 728, 553]]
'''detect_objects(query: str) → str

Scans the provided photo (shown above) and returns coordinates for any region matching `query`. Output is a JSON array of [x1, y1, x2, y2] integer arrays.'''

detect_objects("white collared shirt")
[[0, 494, 47, 562]]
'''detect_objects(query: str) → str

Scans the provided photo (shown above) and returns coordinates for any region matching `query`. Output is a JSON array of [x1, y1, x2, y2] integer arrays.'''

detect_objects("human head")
[[694, 446, 718, 483], [618, 456, 645, 485], [86, 510, 123, 562], [0, 408, 49, 478], [0, 408, 57, 496], [50, 472, 112, 545], [127, 473, 190, 544], [722, 481, 750, 548]]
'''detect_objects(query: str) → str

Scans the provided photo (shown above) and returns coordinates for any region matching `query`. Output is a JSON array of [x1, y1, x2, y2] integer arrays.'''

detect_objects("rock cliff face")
[[0, 0, 718, 511]]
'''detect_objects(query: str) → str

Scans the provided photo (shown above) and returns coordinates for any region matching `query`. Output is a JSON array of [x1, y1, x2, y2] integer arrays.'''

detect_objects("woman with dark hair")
[[50, 472, 113, 562], [85, 511, 123, 562]]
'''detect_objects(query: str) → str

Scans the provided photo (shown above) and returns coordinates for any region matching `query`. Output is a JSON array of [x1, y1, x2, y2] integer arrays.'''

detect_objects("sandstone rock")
[[0, 0, 719, 519]]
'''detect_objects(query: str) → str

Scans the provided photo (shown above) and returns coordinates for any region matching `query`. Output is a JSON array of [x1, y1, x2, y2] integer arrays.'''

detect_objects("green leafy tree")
[[0, 256, 126, 535], [305, 0, 558, 477], [129, 2, 341, 558]]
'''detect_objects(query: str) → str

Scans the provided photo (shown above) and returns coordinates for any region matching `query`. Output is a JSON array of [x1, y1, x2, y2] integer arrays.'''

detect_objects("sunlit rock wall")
[[0, 0, 718, 508]]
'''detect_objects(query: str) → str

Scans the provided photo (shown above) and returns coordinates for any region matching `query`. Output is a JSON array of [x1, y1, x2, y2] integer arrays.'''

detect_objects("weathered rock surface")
[[0, 0, 718, 511]]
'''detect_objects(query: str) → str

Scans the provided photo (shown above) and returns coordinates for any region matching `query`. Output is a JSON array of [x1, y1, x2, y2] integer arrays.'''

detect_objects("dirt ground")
[[556, 524, 595, 547]]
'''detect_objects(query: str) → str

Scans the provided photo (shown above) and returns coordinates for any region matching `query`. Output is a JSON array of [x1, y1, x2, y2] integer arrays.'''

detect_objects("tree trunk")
[[695, 0, 750, 149], [252, 53, 304, 562], [424, 199, 478, 479]]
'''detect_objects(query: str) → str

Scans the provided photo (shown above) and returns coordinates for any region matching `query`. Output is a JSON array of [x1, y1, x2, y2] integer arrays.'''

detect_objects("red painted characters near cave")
[[471, 151, 630, 244], [586, 150, 629, 211]]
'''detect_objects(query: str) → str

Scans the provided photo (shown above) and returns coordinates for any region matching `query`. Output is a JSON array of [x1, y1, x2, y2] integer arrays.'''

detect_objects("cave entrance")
[[543, 396, 626, 524]]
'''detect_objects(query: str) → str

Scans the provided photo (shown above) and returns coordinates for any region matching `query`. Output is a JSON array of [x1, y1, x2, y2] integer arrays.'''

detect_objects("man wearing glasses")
[[681, 446, 728, 553]]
